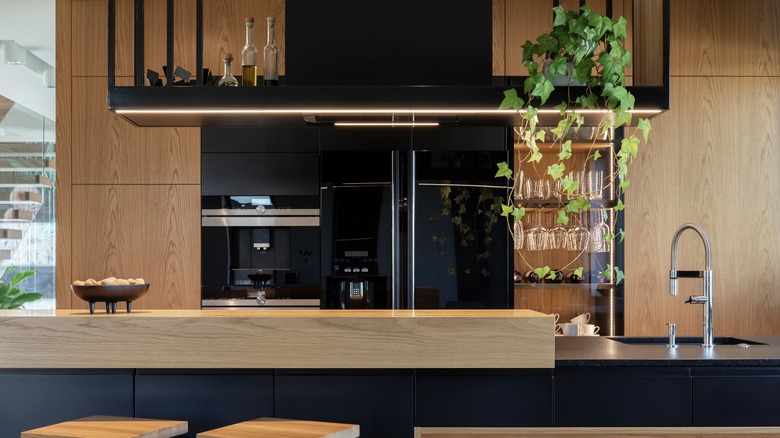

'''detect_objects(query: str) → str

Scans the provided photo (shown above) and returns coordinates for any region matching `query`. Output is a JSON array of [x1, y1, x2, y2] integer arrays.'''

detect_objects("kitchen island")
[[0, 309, 553, 369], [3, 310, 780, 437]]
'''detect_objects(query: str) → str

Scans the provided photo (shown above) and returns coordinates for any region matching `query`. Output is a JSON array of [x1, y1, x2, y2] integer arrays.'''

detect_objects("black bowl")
[[71, 284, 150, 314]]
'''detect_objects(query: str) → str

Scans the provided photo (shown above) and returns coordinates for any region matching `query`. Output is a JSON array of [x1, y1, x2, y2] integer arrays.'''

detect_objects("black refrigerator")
[[320, 127, 512, 310]]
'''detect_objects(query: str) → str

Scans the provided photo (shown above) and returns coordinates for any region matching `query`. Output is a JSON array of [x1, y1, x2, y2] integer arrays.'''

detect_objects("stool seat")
[[21, 415, 188, 438], [197, 417, 359, 438]]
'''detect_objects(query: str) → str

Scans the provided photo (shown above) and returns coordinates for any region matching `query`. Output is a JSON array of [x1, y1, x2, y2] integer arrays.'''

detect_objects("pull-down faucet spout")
[[670, 223, 714, 348]]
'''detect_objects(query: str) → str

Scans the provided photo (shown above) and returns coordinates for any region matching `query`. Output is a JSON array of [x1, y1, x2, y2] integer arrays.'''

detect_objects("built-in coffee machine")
[[201, 194, 322, 308], [200, 131, 323, 309]]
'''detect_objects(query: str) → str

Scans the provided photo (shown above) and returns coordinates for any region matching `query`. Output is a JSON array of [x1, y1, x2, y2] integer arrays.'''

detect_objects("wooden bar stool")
[[197, 417, 359, 438], [21, 415, 188, 438]]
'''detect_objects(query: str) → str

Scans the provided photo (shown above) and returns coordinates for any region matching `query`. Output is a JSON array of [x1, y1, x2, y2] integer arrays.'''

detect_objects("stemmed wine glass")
[[547, 212, 568, 250], [513, 217, 524, 250], [567, 212, 589, 251], [525, 209, 547, 251], [589, 209, 611, 252]]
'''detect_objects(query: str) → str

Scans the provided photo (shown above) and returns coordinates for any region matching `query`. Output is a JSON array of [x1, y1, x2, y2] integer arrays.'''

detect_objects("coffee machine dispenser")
[[324, 275, 388, 309]]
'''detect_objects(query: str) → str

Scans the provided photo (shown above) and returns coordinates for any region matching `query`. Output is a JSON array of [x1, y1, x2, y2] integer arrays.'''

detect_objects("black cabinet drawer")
[[275, 370, 414, 438], [135, 371, 274, 438], [415, 369, 553, 427], [554, 367, 691, 426], [693, 367, 780, 426], [0, 370, 133, 436]]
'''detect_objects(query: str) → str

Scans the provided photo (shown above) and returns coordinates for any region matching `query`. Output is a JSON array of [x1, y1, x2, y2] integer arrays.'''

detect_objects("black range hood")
[[107, 0, 669, 128]]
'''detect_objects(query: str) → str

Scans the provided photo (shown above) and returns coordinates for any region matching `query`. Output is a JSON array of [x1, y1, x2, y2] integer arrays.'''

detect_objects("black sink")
[[609, 336, 767, 346]]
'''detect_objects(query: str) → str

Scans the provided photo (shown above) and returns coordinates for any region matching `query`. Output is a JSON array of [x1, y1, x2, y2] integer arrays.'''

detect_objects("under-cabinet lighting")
[[334, 122, 438, 127], [115, 108, 664, 115]]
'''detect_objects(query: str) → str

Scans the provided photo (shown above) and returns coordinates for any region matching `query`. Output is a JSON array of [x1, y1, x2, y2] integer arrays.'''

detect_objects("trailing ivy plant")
[[0, 266, 41, 309], [495, 5, 651, 284]]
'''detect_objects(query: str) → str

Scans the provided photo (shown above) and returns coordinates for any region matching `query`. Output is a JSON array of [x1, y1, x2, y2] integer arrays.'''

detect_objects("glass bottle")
[[263, 16, 279, 86], [218, 53, 239, 87], [241, 17, 258, 86]]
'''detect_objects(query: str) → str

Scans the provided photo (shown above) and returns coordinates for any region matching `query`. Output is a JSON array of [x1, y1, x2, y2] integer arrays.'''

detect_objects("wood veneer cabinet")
[[71, 185, 201, 310], [60, 0, 202, 309]]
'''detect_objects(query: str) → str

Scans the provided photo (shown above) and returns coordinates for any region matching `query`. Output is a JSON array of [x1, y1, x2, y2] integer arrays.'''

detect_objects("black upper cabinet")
[[202, 127, 319, 153], [285, 0, 492, 86]]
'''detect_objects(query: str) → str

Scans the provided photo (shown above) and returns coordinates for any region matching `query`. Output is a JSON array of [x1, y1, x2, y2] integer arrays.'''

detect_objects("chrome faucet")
[[669, 223, 714, 348]]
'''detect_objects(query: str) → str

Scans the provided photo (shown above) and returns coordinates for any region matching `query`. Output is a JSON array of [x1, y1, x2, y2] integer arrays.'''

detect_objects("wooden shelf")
[[514, 282, 615, 291]]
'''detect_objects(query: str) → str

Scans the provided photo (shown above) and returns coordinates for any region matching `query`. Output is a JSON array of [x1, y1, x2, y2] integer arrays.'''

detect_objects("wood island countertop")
[[0, 309, 554, 369]]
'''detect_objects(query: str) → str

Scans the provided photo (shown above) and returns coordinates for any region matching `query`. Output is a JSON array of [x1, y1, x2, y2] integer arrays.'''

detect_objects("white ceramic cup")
[[570, 312, 591, 324], [580, 324, 600, 336], [557, 322, 580, 336]]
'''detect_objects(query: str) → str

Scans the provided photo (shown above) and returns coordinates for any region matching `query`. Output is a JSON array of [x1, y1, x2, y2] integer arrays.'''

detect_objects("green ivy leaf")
[[619, 178, 630, 192], [569, 196, 591, 211], [557, 210, 569, 225], [512, 206, 526, 222], [531, 78, 555, 106], [553, 5, 567, 27], [547, 163, 565, 180], [615, 110, 633, 128], [500, 204, 514, 217], [637, 118, 652, 143], [604, 232, 614, 245], [499, 88, 525, 112], [614, 199, 625, 212], [618, 228, 626, 243], [593, 150, 602, 161], [554, 101, 568, 116], [613, 16, 628, 39], [548, 56, 568, 79], [535, 129, 546, 142], [535, 266, 551, 279], [529, 147, 543, 163], [575, 93, 598, 109], [561, 176, 579, 196], [574, 267, 584, 278], [495, 161, 513, 179], [521, 40, 536, 63], [615, 266, 625, 285], [620, 135, 640, 159], [557, 140, 572, 160], [601, 265, 613, 281]]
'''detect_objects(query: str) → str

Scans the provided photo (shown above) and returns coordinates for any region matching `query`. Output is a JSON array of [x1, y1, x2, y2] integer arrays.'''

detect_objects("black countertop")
[[556, 335, 780, 367]]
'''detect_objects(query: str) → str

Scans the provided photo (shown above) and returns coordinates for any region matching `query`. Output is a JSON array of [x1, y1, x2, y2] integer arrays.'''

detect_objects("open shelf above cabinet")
[[106, 0, 670, 128]]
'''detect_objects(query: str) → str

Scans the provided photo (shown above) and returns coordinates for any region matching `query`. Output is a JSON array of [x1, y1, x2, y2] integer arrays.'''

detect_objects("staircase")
[[0, 142, 55, 264]]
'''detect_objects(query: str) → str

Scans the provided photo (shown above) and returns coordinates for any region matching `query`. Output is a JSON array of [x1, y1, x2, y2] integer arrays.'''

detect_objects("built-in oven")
[[201, 195, 321, 309]]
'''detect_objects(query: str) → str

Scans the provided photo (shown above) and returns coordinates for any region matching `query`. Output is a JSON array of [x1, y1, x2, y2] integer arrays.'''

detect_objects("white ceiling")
[[0, 0, 56, 142]]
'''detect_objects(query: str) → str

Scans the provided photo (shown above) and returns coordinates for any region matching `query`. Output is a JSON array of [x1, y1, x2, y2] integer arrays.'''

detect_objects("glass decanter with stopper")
[[263, 16, 279, 85], [218, 53, 239, 87], [241, 17, 258, 86]]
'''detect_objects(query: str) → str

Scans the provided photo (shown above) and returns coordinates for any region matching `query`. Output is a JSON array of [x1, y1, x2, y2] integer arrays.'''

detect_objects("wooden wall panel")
[[56, 0, 74, 309], [626, 77, 780, 336], [71, 185, 201, 310], [202, 0, 286, 78], [632, 0, 664, 86], [71, 77, 199, 184], [671, 0, 780, 77], [493, 0, 506, 76], [72, 0, 132, 77], [505, 0, 553, 76]]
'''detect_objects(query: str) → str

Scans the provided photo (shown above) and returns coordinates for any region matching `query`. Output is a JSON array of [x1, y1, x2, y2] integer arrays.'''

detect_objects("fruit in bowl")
[[70, 277, 149, 314]]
